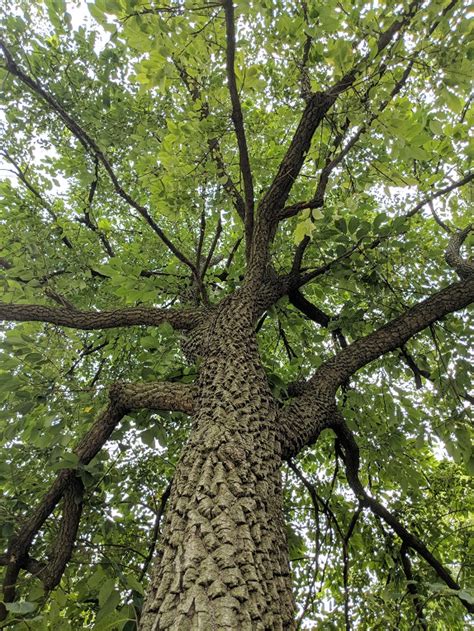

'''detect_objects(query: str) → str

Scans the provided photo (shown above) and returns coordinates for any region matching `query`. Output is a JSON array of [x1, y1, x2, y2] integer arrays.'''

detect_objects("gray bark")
[[139, 302, 294, 630]]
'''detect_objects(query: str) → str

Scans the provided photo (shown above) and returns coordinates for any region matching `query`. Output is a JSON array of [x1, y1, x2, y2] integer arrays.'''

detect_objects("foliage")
[[0, 0, 473, 628]]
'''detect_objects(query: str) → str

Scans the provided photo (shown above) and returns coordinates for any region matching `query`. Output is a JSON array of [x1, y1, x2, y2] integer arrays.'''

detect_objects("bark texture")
[[1, 4, 472, 625], [140, 300, 294, 630], [0, 302, 199, 330]]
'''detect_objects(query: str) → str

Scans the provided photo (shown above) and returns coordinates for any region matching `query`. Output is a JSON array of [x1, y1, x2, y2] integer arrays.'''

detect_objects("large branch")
[[223, 0, 254, 243], [0, 301, 200, 331], [279, 273, 474, 459], [0, 380, 197, 616], [333, 419, 474, 614], [445, 225, 474, 279], [311, 275, 474, 392], [0, 398, 123, 616], [288, 289, 347, 349], [279, 60, 414, 222], [115, 380, 197, 415], [246, 2, 421, 284], [0, 41, 196, 273], [279, 0, 460, 225]]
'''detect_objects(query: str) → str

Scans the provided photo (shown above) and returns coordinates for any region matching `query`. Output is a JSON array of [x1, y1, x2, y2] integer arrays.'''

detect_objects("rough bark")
[[280, 275, 474, 458], [0, 302, 200, 330], [1, 3, 471, 625], [139, 301, 294, 630]]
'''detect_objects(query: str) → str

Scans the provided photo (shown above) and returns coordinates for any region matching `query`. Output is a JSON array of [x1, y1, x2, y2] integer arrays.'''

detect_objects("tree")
[[0, 0, 472, 628]]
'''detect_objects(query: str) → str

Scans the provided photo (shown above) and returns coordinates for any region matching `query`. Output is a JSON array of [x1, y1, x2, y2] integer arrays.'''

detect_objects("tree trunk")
[[139, 305, 294, 630]]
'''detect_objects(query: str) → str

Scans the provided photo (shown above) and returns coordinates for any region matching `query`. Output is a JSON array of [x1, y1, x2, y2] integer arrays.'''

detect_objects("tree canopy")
[[0, 0, 473, 629]]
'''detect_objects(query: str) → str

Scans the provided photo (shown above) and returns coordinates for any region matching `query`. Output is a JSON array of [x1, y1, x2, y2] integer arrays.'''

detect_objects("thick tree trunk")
[[139, 305, 294, 630]]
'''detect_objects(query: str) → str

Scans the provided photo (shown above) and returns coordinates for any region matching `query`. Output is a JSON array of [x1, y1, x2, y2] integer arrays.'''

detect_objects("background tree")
[[0, 0, 473, 628]]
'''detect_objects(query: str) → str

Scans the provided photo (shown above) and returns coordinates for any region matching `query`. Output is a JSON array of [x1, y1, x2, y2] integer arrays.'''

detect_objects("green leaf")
[[125, 574, 144, 595], [98, 578, 116, 607], [458, 589, 474, 605], [429, 119, 443, 135], [293, 218, 315, 243], [5, 601, 37, 614]]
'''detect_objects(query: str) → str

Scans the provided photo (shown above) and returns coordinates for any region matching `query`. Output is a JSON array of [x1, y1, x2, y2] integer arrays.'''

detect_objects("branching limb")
[[0, 301, 200, 331], [0, 397, 124, 616], [342, 508, 361, 631], [405, 172, 473, 220], [280, 272, 473, 458], [308, 274, 474, 393], [278, 56, 414, 222], [138, 480, 173, 582], [77, 169, 116, 257], [296, 242, 361, 288], [332, 418, 474, 613], [201, 216, 223, 282], [116, 380, 197, 415], [173, 59, 246, 224], [0, 555, 45, 577], [291, 289, 453, 392], [399, 338, 472, 403], [39, 477, 85, 591], [278, 399, 337, 460], [0, 41, 196, 273], [445, 225, 474, 280], [400, 543, 428, 630], [247, 2, 421, 284], [223, 0, 254, 244], [296, 1, 312, 103], [0, 380, 196, 615], [280, 0, 463, 226], [399, 345, 430, 389], [288, 289, 347, 349]]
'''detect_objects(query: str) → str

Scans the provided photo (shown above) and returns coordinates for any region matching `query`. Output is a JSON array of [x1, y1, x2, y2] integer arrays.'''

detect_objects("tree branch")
[[0, 41, 196, 273], [201, 216, 222, 281], [138, 480, 173, 582], [278, 56, 414, 222], [77, 167, 116, 257], [405, 172, 473, 220], [223, 0, 254, 243], [1, 150, 74, 250], [0, 396, 124, 615], [280, 273, 474, 459], [247, 2, 421, 284], [116, 380, 197, 415], [445, 225, 474, 280], [173, 58, 247, 225], [310, 275, 474, 392], [400, 543, 428, 630], [296, 1, 313, 103], [333, 418, 474, 614], [280, 0, 462, 226], [296, 242, 361, 288], [288, 289, 348, 349], [0, 380, 196, 615], [284, 170, 473, 289], [39, 477, 85, 591], [0, 301, 200, 331]]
